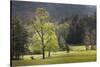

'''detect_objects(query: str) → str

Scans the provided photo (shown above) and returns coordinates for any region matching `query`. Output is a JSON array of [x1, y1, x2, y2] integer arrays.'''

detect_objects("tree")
[[81, 14, 96, 50], [29, 8, 58, 59], [11, 16, 28, 60], [57, 22, 70, 52], [84, 31, 91, 50], [44, 23, 58, 57], [27, 22, 58, 57], [67, 15, 84, 44]]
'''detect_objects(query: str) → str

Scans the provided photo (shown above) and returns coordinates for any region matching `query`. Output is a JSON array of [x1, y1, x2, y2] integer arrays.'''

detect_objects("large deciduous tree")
[[28, 22, 58, 57], [29, 8, 58, 59]]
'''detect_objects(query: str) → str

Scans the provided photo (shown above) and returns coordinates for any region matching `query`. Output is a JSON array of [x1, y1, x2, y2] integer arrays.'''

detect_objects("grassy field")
[[12, 50, 96, 66]]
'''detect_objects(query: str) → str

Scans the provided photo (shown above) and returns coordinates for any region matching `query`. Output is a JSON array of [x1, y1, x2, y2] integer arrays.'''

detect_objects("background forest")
[[11, 1, 96, 66]]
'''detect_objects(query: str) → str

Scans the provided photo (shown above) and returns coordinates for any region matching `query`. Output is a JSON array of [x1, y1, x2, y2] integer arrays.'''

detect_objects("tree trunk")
[[48, 50, 51, 57], [41, 26, 45, 59], [42, 37, 45, 59], [86, 45, 89, 50], [90, 32, 95, 50], [66, 45, 70, 53], [42, 45, 45, 59], [15, 54, 20, 60]]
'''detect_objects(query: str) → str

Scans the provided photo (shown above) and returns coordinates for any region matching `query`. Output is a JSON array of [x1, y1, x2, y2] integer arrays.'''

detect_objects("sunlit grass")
[[12, 50, 96, 66]]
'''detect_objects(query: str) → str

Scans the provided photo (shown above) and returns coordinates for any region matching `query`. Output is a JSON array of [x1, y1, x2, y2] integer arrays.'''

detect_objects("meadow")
[[12, 46, 96, 66]]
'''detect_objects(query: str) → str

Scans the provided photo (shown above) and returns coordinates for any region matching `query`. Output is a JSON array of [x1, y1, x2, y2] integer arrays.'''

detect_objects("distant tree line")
[[11, 17, 28, 60], [58, 14, 96, 50]]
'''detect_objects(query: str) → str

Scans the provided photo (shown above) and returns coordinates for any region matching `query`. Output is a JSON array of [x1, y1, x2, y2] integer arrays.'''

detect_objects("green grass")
[[12, 50, 96, 66]]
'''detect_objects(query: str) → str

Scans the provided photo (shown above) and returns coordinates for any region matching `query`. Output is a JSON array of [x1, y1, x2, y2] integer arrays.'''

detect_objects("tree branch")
[[32, 21, 42, 38]]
